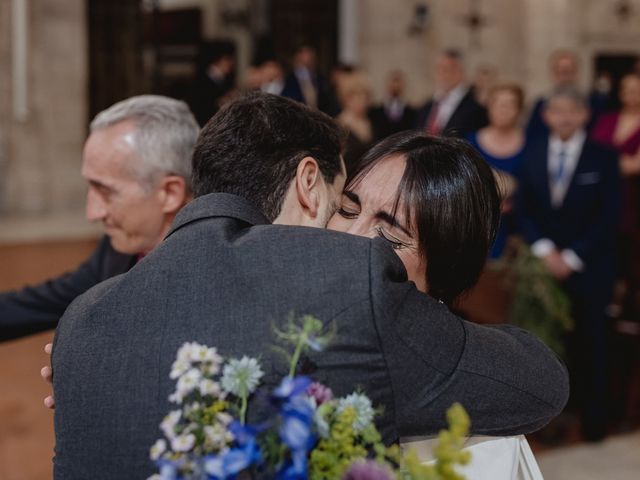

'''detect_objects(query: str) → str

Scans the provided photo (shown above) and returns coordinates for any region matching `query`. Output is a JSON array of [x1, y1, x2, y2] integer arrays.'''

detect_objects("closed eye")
[[376, 227, 409, 250], [338, 207, 359, 219]]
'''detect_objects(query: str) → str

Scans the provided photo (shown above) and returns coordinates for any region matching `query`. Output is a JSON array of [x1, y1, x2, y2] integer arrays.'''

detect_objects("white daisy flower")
[[190, 344, 224, 365], [337, 393, 375, 432], [176, 368, 202, 397], [199, 379, 221, 397], [216, 412, 233, 426], [170, 359, 191, 380], [203, 424, 234, 450], [149, 439, 167, 461], [160, 410, 182, 439], [184, 402, 203, 416], [221, 356, 264, 396], [176, 342, 197, 363], [204, 362, 221, 376], [171, 433, 196, 452]]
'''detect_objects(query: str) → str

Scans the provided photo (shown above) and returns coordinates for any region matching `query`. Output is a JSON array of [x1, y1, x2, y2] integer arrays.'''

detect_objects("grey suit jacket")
[[53, 193, 568, 479]]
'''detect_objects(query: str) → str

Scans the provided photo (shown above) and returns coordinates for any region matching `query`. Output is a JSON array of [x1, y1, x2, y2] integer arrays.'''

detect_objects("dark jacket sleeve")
[[0, 236, 133, 341], [368, 239, 569, 437]]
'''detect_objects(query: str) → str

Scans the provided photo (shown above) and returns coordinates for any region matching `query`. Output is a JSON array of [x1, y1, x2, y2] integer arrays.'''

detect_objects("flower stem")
[[288, 333, 306, 378], [240, 391, 248, 425]]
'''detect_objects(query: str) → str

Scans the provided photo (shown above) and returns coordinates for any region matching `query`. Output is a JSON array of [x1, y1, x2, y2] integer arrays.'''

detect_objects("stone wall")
[[0, 0, 12, 213], [357, 0, 640, 106], [0, 0, 87, 221]]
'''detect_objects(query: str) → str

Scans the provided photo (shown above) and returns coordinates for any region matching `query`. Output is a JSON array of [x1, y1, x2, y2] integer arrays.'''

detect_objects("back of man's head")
[[192, 92, 345, 221], [91, 95, 199, 192]]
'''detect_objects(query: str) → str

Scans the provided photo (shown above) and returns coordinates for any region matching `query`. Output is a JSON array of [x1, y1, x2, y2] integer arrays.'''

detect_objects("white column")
[[12, 0, 29, 122], [338, 0, 359, 65]]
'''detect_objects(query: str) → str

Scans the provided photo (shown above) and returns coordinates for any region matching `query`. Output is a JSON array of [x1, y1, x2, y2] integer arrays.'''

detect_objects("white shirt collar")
[[547, 129, 587, 208], [549, 130, 586, 157], [433, 84, 469, 131]]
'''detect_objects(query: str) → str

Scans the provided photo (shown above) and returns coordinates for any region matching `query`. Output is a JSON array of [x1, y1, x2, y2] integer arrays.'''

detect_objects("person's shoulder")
[[54, 273, 127, 347], [248, 225, 406, 275], [251, 225, 373, 254], [61, 274, 125, 323]]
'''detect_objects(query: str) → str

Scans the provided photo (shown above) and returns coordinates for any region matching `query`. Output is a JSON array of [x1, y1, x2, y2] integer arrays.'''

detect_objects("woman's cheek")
[[396, 249, 427, 293]]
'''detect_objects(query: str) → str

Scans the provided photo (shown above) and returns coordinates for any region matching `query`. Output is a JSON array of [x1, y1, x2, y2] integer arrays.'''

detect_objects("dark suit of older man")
[[0, 236, 135, 342], [518, 134, 621, 440], [53, 192, 569, 479]]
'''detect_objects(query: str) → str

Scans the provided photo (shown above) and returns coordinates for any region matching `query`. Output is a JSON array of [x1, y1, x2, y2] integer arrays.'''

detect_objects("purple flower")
[[342, 460, 394, 480], [306, 382, 333, 405]]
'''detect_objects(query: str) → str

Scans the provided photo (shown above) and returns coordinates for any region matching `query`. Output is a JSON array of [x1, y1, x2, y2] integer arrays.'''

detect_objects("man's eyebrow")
[[343, 191, 360, 205], [87, 179, 114, 191], [375, 211, 412, 237]]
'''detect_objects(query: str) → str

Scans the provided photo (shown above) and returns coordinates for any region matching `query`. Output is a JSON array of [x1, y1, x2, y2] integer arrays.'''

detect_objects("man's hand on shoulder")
[[41, 342, 55, 409]]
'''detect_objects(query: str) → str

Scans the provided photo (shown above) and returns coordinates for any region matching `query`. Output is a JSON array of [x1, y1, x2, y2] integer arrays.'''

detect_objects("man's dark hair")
[[347, 131, 500, 306], [192, 92, 345, 221]]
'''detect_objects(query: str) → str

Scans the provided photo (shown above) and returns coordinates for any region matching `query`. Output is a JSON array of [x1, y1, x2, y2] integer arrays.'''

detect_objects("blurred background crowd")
[[2, 1, 640, 479]]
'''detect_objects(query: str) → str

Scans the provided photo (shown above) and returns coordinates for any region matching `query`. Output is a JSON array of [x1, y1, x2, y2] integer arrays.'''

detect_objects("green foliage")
[[400, 403, 471, 480], [493, 239, 573, 357], [310, 407, 368, 479]]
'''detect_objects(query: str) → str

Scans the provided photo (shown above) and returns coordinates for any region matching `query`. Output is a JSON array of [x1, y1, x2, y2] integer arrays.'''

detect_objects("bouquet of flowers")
[[149, 315, 470, 480]]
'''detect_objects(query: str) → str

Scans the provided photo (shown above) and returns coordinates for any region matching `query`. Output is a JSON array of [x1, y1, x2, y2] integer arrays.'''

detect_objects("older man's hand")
[[41, 343, 55, 409]]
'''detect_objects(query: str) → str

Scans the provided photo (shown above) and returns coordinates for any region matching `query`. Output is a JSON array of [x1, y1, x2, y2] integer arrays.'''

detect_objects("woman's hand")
[[620, 152, 640, 177]]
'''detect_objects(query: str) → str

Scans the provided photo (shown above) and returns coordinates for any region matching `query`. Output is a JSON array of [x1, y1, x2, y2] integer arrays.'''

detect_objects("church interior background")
[[1, 1, 640, 478]]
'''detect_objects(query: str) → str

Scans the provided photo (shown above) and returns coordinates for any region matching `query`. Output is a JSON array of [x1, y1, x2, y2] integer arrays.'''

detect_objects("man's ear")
[[295, 156, 322, 219], [158, 175, 188, 214]]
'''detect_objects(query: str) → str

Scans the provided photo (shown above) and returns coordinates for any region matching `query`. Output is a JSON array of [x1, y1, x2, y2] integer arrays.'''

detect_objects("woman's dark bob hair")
[[348, 131, 501, 305]]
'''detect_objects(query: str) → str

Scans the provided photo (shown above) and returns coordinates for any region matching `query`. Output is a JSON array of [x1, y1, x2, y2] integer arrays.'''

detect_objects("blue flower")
[[280, 395, 316, 452], [276, 448, 309, 480], [156, 460, 179, 480], [228, 421, 260, 446], [203, 439, 261, 480], [272, 376, 312, 403]]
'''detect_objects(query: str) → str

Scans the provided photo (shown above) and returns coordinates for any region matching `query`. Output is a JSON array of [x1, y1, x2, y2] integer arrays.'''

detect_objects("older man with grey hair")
[[0, 95, 199, 342]]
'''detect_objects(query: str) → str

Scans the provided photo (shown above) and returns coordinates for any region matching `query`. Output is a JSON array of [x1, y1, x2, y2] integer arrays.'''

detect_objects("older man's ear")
[[158, 175, 191, 214]]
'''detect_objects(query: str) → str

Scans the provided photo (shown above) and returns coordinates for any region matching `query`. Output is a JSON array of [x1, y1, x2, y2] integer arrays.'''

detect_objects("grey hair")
[[546, 86, 588, 108], [90, 95, 199, 191]]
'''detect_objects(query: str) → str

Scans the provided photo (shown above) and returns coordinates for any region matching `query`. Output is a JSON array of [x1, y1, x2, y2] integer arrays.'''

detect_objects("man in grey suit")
[[52, 92, 568, 479]]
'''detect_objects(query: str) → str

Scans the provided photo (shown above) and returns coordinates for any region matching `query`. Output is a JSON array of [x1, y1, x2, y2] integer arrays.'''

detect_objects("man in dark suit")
[[53, 92, 568, 479], [369, 70, 417, 141], [0, 95, 198, 343], [416, 49, 488, 137], [186, 41, 236, 126], [518, 88, 621, 441], [281, 45, 336, 115]]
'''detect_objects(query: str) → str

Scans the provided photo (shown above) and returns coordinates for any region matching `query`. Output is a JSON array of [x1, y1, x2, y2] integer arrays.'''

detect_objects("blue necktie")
[[555, 147, 568, 185]]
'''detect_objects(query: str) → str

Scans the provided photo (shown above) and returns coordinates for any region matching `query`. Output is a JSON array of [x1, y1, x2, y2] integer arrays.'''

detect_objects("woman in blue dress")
[[467, 84, 526, 258]]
